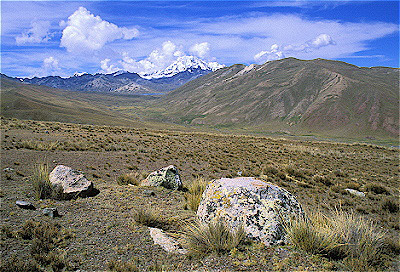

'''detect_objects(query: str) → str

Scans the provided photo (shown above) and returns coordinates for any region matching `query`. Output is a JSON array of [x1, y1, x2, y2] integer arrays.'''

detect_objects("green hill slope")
[[161, 58, 399, 138]]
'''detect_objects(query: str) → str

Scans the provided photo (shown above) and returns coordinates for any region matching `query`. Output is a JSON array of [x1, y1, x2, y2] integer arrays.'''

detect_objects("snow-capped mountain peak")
[[141, 56, 225, 79]]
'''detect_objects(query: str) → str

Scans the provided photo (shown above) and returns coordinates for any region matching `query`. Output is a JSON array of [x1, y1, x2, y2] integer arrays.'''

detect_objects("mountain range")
[[160, 58, 399, 138], [16, 56, 224, 94], [1, 57, 398, 140]]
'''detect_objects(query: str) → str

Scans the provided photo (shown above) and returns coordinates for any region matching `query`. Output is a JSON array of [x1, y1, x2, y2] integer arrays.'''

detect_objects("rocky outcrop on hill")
[[197, 177, 304, 245]]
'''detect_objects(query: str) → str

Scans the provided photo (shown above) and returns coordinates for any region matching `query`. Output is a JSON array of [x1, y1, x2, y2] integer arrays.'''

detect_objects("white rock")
[[197, 177, 304, 246], [345, 188, 365, 197], [49, 165, 93, 197], [148, 227, 187, 254]]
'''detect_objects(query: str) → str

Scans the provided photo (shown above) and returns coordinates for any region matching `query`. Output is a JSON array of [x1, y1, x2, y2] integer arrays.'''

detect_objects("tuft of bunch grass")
[[132, 207, 168, 229], [181, 218, 246, 255], [283, 211, 340, 256], [117, 171, 148, 186], [184, 177, 208, 211], [32, 163, 53, 200], [284, 209, 387, 271]]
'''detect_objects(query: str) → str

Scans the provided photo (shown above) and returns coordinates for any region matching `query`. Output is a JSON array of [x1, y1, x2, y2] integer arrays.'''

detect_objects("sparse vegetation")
[[1, 118, 398, 271], [181, 218, 246, 255], [117, 171, 148, 186], [107, 259, 139, 272]]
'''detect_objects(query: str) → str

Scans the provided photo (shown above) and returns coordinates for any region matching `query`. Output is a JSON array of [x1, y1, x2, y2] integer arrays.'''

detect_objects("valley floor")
[[1, 118, 399, 271]]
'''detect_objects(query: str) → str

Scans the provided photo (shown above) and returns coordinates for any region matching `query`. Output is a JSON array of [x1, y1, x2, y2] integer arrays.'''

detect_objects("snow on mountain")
[[141, 56, 225, 79]]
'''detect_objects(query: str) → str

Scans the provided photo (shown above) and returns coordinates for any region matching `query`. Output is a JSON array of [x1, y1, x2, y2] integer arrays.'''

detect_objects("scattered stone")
[[3, 167, 14, 172], [345, 188, 365, 197], [49, 165, 95, 198], [42, 208, 60, 218], [197, 177, 305, 246], [148, 227, 187, 254], [140, 165, 182, 190], [16, 200, 36, 210], [143, 190, 156, 197]]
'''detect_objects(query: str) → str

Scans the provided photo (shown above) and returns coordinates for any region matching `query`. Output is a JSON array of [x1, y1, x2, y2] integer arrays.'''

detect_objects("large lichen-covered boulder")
[[49, 165, 94, 198], [140, 165, 182, 190], [197, 177, 304, 245]]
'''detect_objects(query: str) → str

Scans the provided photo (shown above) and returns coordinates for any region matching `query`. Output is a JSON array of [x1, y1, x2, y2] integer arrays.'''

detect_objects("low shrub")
[[0, 255, 40, 272], [0, 224, 14, 238], [17, 220, 73, 271], [365, 183, 390, 195], [343, 181, 361, 190], [181, 218, 246, 255], [184, 177, 208, 211], [382, 198, 399, 213], [313, 175, 333, 186], [117, 171, 147, 186]]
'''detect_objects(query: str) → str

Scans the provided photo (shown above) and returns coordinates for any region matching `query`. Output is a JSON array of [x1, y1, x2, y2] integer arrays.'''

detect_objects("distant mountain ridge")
[[160, 58, 399, 138], [141, 55, 225, 79], [15, 56, 224, 94]]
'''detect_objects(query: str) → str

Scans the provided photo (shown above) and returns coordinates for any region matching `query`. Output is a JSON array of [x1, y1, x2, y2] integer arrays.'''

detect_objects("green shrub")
[[117, 171, 147, 186], [184, 177, 208, 211], [181, 218, 246, 255]]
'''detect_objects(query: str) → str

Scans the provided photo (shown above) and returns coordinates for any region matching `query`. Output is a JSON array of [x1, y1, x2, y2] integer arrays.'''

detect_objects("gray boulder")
[[140, 165, 182, 190], [49, 165, 94, 198], [16, 200, 36, 210], [42, 208, 60, 218], [197, 177, 304, 246]]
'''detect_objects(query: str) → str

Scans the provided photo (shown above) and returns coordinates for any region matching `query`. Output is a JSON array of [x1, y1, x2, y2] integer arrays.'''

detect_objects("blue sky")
[[1, 1, 399, 78]]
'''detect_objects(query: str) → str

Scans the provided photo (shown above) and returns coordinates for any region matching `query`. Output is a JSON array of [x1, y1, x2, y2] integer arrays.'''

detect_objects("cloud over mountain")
[[254, 34, 336, 63], [16, 20, 51, 45], [60, 7, 139, 53]]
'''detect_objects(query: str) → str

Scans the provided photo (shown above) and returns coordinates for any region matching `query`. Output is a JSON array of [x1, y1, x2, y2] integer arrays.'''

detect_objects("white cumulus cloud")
[[119, 41, 186, 74], [100, 58, 120, 74], [16, 21, 51, 45], [34, 56, 61, 77], [189, 42, 210, 59], [255, 34, 336, 63], [60, 7, 139, 53]]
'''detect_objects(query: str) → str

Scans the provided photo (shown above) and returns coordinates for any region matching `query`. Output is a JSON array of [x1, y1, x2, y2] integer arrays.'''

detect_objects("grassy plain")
[[1, 117, 399, 271]]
